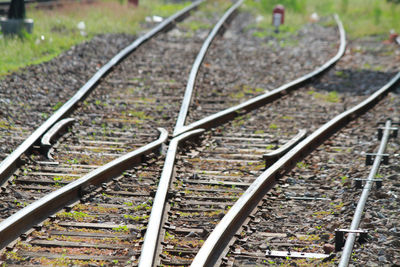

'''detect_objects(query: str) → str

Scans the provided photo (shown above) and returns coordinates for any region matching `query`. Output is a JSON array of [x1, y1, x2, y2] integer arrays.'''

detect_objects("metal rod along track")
[[0, 9, 347, 265], [0, 0, 204, 186], [191, 72, 400, 266], [338, 119, 394, 267]]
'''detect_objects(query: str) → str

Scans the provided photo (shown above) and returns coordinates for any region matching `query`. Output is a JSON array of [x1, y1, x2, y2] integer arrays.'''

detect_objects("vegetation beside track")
[[0, 0, 190, 75], [1, 0, 399, 75], [244, 0, 400, 39]]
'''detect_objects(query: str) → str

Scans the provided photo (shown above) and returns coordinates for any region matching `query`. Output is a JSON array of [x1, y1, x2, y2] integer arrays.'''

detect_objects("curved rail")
[[139, 3, 245, 264], [173, 0, 244, 135], [191, 73, 400, 266], [338, 120, 393, 267], [0, 0, 204, 186], [0, 128, 168, 250], [40, 118, 76, 148], [263, 129, 307, 165], [173, 14, 346, 138], [139, 129, 205, 267]]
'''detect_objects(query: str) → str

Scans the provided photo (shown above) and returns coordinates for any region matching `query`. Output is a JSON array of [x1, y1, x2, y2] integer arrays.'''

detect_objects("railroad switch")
[[334, 229, 368, 252], [365, 153, 389, 165]]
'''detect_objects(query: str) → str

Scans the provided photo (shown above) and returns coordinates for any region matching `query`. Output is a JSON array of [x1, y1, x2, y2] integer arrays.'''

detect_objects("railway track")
[[1, 0, 399, 266], [207, 96, 400, 266]]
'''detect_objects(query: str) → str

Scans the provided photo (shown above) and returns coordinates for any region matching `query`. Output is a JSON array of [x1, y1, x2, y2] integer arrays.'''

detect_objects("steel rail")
[[40, 118, 76, 148], [173, 0, 244, 136], [173, 14, 346, 138], [139, 129, 205, 267], [0, 0, 204, 186], [263, 129, 307, 165], [191, 73, 400, 266], [338, 120, 392, 267], [0, 128, 168, 250]]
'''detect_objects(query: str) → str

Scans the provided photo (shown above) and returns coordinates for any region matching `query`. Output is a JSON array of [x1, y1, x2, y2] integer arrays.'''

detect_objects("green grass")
[[243, 0, 400, 38], [2, 0, 399, 75], [181, 20, 210, 31], [0, 0, 191, 75], [313, 91, 340, 103]]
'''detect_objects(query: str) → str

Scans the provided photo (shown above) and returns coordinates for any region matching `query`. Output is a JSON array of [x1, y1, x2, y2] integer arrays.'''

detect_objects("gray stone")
[[378, 234, 387, 242], [320, 233, 331, 241], [390, 239, 400, 248]]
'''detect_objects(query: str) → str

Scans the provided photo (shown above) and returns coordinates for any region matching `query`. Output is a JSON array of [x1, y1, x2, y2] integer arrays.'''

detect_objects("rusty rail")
[[191, 73, 400, 266], [0, 0, 204, 186], [0, 128, 168, 250]]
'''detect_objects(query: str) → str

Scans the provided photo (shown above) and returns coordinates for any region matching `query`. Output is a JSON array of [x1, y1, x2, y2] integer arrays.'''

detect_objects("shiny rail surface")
[[338, 120, 394, 267], [0, 7, 352, 266], [40, 118, 76, 148], [174, 0, 244, 135], [0, 0, 204, 186], [173, 14, 346, 138], [137, 12, 346, 266], [191, 72, 400, 266], [263, 129, 307, 165], [0, 129, 168, 250], [140, 2, 244, 264], [139, 129, 204, 267]]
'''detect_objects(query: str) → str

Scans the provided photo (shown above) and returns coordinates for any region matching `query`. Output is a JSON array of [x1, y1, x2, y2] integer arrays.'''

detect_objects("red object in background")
[[389, 33, 398, 43], [383, 32, 398, 44], [272, 5, 285, 26], [129, 0, 138, 7]]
